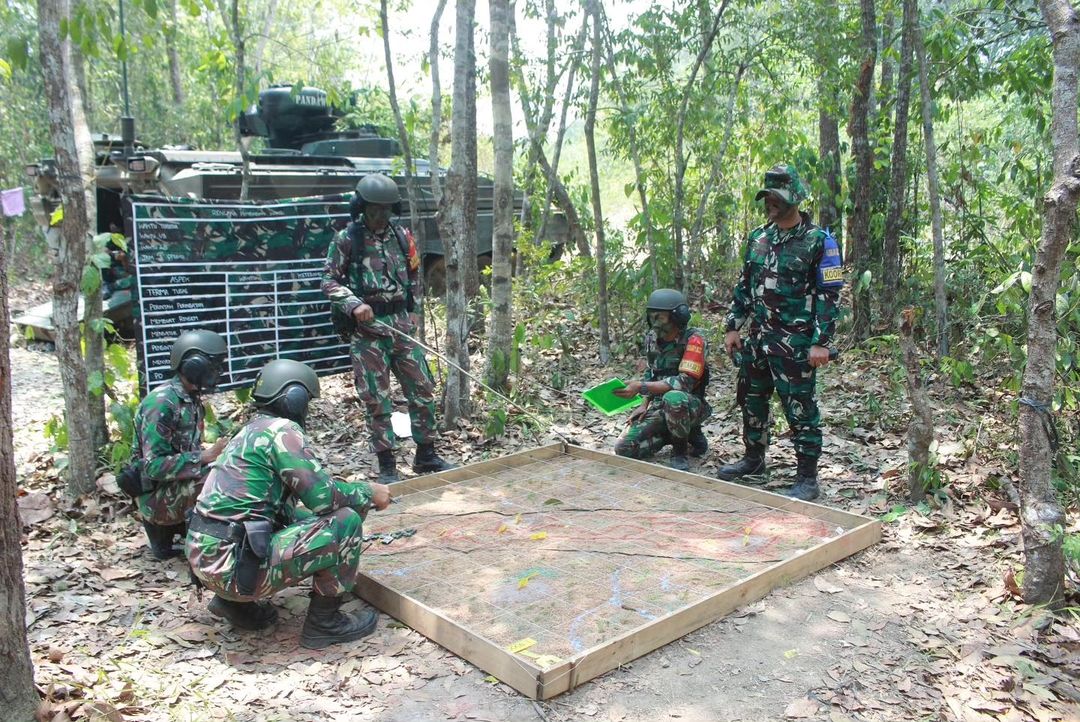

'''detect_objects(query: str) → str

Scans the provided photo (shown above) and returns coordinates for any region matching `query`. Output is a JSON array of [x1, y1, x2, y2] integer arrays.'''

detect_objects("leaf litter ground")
[[10, 316, 1080, 721]]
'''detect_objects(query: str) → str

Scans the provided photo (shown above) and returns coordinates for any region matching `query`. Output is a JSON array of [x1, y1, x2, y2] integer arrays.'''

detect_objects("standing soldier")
[[187, 359, 392, 647], [129, 330, 228, 560], [321, 173, 455, 483], [613, 289, 711, 471], [717, 164, 843, 501]]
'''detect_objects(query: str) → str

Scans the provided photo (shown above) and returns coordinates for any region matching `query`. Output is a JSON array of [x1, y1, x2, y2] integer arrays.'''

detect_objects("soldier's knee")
[[331, 507, 364, 538], [614, 439, 637, 458]]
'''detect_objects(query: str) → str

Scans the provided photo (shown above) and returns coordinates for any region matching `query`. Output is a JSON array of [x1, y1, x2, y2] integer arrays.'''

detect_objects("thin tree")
[[428, 0, 448, 206], [914, 17, 948, 355], [486, 0, 514, 391], [848, 0, 877, 339], [583, 1, 609, 363], [0, 188, 37, 722], [166, 0, 184, 104], [39, 0, 98, 494], [438, 0, 476, 423], [818, 78, 843, 245], [882, 0, 917, 308], [1017, 0, 1079, 607], [461, 3, 479, 300]]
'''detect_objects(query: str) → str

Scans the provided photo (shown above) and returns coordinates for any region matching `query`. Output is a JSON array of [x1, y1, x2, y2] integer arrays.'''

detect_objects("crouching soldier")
[[186, 359, 392, 649], [127, 330, 228, 560], [613, 289, 711, 471]]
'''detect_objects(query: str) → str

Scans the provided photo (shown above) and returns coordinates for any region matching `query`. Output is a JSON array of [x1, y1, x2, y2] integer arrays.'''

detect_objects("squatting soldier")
[[321, 173, 455, 483], [613, 289, 711, 471], [128, 330, 228, 560], [187, 359, 392, 648], [718, 164, 843, 501]]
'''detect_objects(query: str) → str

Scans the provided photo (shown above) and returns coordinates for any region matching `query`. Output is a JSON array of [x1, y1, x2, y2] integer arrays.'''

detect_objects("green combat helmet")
[[170, 329, 227, 393], [645, 288, 691, 328], [754, 163, 809, 207], [252, 359, 321, 427], [352, 173, 401, 215]]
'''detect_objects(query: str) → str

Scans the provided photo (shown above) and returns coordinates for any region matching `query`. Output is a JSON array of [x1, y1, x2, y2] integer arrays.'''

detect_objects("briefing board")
[[126, 193, 354, 395]]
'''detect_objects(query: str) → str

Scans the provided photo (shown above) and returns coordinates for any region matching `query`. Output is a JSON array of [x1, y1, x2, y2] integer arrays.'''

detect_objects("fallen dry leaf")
[[784, 697, 821, 718]]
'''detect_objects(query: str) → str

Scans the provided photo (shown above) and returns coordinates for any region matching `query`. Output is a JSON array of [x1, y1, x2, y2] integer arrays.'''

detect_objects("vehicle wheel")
[[424, 256, 446, 298]]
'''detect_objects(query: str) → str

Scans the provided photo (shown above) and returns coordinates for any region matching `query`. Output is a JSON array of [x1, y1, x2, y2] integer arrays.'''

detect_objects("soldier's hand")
[[353, 303, 374, 322], [809, 345, 830, 368], [370, 483, 392, 511], [613, 381, 642, 399], [200, 436, 228, 464], [724, 331, 742, 356]]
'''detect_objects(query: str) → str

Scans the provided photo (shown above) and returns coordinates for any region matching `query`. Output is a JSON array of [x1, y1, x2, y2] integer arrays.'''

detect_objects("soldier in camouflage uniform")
[[321, 173, 455, 484], [614, 289, 711, 472], [132, 330, 228, 560], [718, 164, 843, 501], [187, 359, 392, 647]]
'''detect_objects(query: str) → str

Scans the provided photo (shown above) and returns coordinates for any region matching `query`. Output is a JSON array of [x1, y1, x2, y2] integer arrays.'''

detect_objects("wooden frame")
[[354, 443, 881, 699]]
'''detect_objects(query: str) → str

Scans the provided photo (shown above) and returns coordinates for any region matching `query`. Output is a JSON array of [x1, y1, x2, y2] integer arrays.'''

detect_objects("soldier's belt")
[[189, 512, 245, 543], [365, 298, 408, 316]]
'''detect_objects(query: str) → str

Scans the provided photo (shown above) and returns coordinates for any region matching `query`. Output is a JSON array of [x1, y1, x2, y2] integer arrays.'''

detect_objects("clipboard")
[[581, 377, 643, 416]]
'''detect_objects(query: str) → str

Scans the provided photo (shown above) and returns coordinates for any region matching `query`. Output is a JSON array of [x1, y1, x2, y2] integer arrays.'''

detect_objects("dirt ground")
[[11, 338, 1080, 722]]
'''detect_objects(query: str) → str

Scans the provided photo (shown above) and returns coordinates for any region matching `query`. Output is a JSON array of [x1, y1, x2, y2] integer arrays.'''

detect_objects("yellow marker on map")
[[497, 523, 508, 534], [534, 655, 564, 668], [518, 572, 539, 589], [530, 531, 548, 541], [507, 637, 538, 654]]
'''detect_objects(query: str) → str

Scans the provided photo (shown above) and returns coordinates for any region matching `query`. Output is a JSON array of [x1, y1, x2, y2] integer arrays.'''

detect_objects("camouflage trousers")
[[136, 471, 208, 526], [614, 391, 710, 459], [742, 342, 822, 460], [351, 312, 437, 453], [187, 506, 365, 602]]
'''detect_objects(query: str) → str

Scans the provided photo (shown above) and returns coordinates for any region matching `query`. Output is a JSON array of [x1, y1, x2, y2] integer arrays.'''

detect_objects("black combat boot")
[[716, 450, 767, 481], [688, 426, 709, 458], [376, 449, 400, 484], [208, 595, 279, 631], [787, 456, 820, 501], [142, 522, 183, 560], [413, 443, 458, 474], [668, 440, 690, 472], [300, 594, 379, 649]]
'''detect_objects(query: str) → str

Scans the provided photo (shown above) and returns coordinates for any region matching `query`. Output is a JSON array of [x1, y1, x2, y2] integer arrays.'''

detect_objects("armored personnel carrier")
[[20, 84, 564, 338]]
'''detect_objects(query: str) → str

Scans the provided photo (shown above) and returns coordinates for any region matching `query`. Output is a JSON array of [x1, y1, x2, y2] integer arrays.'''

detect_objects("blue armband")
[[817, 230, 844, 288]]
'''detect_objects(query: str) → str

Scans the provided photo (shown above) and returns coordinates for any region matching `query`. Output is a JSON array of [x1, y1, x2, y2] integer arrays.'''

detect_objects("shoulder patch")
[[817, 230, 844, 288]]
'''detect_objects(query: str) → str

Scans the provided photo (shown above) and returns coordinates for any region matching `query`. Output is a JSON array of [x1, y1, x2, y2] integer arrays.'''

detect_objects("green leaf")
[[880, 505, 908, 523], [1020, 271, 1032, 294], [107, 343, 132, 378], [88, 370, 105, 394], [0, 58, 10, 81], [81, 266, 101, 295], [4, 36, 30, 71], [91, 252, 112, 269]]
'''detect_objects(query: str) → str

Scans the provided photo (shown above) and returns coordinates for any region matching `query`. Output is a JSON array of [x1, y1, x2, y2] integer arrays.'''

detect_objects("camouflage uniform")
[[615, 328, 712, 459], [725, 212, 842, 461], [187, 413, 373, 601], [133, 377, 210, 525], [321, 220, 437, 453]]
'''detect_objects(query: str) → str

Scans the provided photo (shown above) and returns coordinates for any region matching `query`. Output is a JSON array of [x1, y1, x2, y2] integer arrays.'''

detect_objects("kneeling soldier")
[[613, 289, 711, 471], [187, 359, 392, 648], [129, 330, 228, 560]]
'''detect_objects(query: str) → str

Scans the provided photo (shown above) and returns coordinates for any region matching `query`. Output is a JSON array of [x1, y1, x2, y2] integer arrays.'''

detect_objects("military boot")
[[716, 450, 767, 481], [668, 440, 690, 472], [208, 595, 279, 631], [413, 443, 458, 474], [142, 522, 183, 560], [688, 426, 708, 458], [376, 450, 400, 483], [300, 594, 378, 649], [786, 457, 820, 501]]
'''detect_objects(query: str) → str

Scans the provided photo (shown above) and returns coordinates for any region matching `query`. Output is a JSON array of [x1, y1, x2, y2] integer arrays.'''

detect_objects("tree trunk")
[[167, 0, 185, 105], [818, 81, 843, 244], [221, 0, 252, 199], [0, 194, 38, 722], [438, 0, 476, 424], [672, 0, 729, 293], [882, 0, 917, 308], [899, 309, 934, 503], [1017, 0, 1079, 608], [583, 2, 609, 363], [877, 5, 896, 130], [250, 0, 279, 84], [428, 0, 448, 206], [914, 20, 948, 356], [462, 10, 479, 300], [848, 0, 877, 340], [485, 0, 514, 392], [39, 0, 98, 495]]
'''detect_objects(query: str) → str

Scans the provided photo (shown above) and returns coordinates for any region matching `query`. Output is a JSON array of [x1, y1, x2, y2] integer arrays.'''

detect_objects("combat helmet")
[[350, 173, 402, 218], [754, 163, 809, 206], [252, 359, 321, 427], [170, 329, 227, 393], [645, 288, 691, 328]]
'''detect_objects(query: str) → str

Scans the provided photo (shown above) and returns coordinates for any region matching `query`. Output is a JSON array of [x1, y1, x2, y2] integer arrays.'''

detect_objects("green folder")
[[582, 377, 643, 416]]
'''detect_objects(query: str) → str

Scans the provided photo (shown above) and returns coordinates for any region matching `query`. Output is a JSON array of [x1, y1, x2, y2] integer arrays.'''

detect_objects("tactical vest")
[[646, 327, 710, 399], [346, 220, 414, 309]]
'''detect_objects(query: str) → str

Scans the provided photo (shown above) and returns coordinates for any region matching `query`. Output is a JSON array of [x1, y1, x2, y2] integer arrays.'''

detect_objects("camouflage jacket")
[[643, 327, 710, 398], [194, 413, 373, 525], [320, 219, 420, 319], [133, 376, 207, 483], [725, 212, 843, 356]]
